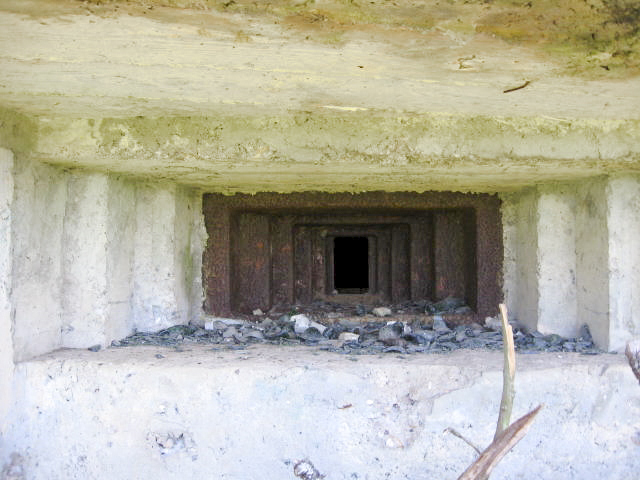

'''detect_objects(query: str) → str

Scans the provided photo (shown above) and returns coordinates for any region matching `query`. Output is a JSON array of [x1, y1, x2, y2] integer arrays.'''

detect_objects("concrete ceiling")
[[1, 0, 639, 193]]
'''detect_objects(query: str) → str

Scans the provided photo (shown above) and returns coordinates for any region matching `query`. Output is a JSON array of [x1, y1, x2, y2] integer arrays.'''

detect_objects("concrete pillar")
[[504, 186, 579, 338], [0, 148, 14, 430], [510, 188, 539, 332], [105, 176, 136, 342], [606, 175, 640, 351], [536, 187, 578, 337], [500, 196, 518, 319], [133, 184, 182, 332], [174, 186, 206, 326], [61, 174, 111, 348], [11, 159, 67, 361], [575, 178, 610, 348]]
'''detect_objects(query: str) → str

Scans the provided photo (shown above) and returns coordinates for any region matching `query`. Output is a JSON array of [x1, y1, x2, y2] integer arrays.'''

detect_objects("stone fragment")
[[252, 308, 263, 316], [379, 322, 404, 345], [426, 296, 465, 314], [292, 314, 311, 334], [309, 320, 327, 335], [484, 315, 502, 331], [222, 326, 238, 339], [372, 306, 392, 317], [431, 315, 450, 332], [293, 459, 324, 480], [87, 344, 101, 352], [242, 329, 265, 341], [299, 327, 323, 343], [338, 332, 360, 343], [578, 324, 593, 343]]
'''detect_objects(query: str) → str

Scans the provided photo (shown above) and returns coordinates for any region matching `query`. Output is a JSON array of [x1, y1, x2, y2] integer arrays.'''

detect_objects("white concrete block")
[[500, 195, 518, 320], [536, 187, 578, 337], [132, 183, 204, 332], [61, 173, 110, 348], [173, 186, 206, 326], [0, 148, 14, 429], [606, 175, 640, 351], [512, 188, 539, 332], [575, 178, 610, 348], [105, 176, 136, 341], [11, 158, 67, 361]]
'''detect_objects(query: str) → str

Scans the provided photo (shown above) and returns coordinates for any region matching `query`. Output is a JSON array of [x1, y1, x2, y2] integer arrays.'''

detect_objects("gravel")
[[111, 304, 601, 356]]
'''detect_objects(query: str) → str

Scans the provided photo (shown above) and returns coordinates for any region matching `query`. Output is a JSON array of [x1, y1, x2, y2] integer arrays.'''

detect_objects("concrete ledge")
[[2, 346, 639, 479]]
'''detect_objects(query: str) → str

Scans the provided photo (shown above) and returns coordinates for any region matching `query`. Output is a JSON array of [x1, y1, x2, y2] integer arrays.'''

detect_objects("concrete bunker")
[[203, 191, 502, 322], [1, 0, 640, 477]]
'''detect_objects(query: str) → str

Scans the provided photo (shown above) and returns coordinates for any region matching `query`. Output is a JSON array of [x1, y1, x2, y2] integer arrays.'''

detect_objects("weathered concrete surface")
[[133, 183, 205, 332], [21, 113, 640, 194], [536, 186, 578, 338], [0, 148, 14, 432], [576, 178, 610, 349], [1, 346, 639, 479], [11, 157, 68, 361], [502, 176, 640, 351], [1, 0, 639, 119], [607, 175, 640, 351], [0, 1, 639, 193], [9, 157, 206, 361]]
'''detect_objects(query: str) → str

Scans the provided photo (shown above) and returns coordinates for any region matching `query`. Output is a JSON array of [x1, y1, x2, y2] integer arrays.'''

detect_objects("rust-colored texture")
[[202, 191, 502, 319]]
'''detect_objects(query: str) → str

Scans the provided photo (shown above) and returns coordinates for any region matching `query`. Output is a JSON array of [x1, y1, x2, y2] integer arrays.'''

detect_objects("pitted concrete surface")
[[2, 346, 639, 479], [1, 1, 639, 193]]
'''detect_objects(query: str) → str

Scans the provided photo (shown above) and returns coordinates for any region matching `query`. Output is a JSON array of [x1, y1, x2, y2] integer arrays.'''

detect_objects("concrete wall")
[[9, 156, 206, 361], [536, 186, 578, 337], [2, 346, 638, 480], [132, 184, 205, 332], [0, 148, 14, 433], [575, 178, 610, 348], [11, 157, 68, 361], [503, 176, 640, 351], [607, 175, 640, 350]]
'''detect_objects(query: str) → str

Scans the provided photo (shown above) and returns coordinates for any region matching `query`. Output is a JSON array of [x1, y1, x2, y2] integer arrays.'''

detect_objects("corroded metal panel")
[[202, 191, 502, 321]]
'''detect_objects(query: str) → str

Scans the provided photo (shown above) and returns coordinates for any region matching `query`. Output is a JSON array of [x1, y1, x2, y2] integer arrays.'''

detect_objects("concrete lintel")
[[27, 114, 640, 194]]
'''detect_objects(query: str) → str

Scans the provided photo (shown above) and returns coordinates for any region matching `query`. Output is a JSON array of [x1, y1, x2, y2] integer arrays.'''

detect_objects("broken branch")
[[458, 405, 542, 480], [444, 427, 483, 455], [625, 342, 640, 384], [503, 80, 531, 93], [494, 303, 516, 440]]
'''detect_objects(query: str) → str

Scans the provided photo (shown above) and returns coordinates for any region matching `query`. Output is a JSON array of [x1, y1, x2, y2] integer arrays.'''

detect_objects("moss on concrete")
[[2, 0, 638, 77], [0, 108, 38, 154]]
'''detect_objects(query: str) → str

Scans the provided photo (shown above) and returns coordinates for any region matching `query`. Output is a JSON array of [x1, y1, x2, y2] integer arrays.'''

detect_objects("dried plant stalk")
[[625, 342, 640, 384], [458, 405, 542, 480], [494, 303, 516, 440]]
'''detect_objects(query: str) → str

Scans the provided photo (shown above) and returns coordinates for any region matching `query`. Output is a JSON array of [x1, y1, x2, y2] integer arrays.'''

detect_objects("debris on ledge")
[[112, 299, 600, 355]]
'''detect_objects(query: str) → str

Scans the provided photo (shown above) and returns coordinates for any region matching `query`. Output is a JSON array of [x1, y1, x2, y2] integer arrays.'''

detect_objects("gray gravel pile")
[[111, 313, 600, 355]]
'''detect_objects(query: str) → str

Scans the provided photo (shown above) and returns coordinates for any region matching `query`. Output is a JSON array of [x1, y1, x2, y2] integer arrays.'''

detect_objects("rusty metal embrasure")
[[202, 191, 502, 322]]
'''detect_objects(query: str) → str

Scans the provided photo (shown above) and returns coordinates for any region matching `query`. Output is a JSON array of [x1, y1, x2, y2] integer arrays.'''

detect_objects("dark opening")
[[333, 236, 369, 293]]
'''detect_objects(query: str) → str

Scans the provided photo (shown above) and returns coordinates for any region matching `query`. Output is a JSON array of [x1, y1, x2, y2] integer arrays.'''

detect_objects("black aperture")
[[333, 236, 369, 293]]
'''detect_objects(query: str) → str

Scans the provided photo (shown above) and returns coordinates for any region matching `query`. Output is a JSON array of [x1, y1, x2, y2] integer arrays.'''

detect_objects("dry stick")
[[625, 343, 640, 384], [494, 303, 516, 440], [444, 428, 483, 455], [457, 405, 543, 480]]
